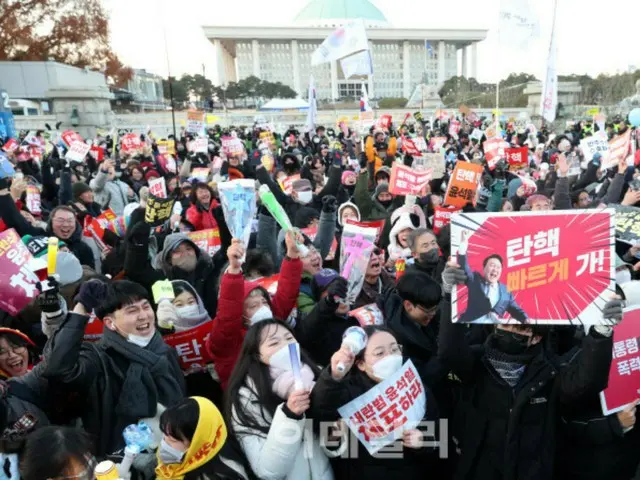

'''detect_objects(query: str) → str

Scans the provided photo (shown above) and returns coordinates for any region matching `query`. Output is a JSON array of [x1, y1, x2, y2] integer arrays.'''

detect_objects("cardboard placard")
[[187, 229, 221, 257], [65, 141, 90, 162], [349, 303, 384, 327], [345, 218, 386, 244], [148, 177, 167, 199], [0, 229, 39, 315], [144, 195, 176, 227], [186, 111, 205, 136], [164, 320, 214, 373], [432, 206, 461, 235], [505, 147, 528, 169], [443, 162, 483, 208], [389, 163, 432, 196]]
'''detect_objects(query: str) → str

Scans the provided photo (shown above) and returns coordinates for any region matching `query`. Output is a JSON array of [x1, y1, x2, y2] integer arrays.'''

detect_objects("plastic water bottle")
[[118, 422, 154, 478]]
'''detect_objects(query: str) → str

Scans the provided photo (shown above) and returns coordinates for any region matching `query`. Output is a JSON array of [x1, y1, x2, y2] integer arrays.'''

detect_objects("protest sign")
[[607, 129, 631, 168], [186, 111, 205, 136], [470, 128, 484, 141], [164, 320, 214, 373], [190, 137, 208, 153], [157, 140, 176, 156], [432, 205, 461, 235], [349, 303, 384, 327], [485, 125, 497, 139], [345, 218, 386, 244], [401, 137, 420, 156], [279, 174, 301, 195], [505, 146, 528, 169], [338, 360, 426, 455], [148, 177, 167, 199], [83, 311, 104, 341], [152, 280, 175, 304], [483, 138, 509, 170], [413, 152, 445, 179], [187, 229, 221, 257], [222, 136, 244, 156], [458, 104, 471, 117], [191, 167, 210, 182], [429, 137, 447, 152], [0, 229, 39, 315], [340, 224, 377, 303], [610, 204, 640, 244], [25, 185, 41, 215], [580, 133, 609, 163], [435, 109, 450, 121], [259, 131, 275, 147], [600, 306, 640, 415], [301, 226, 338, 260], [444, 162, 483, 208], [389, 163, 432, 196], [0, 154, 15, 179], [448, 120, 461, 139], [120, 133, 143, 154], [65, 141, 90, 162], [144, 195, 175, 227], [61, 130, 83, 148], [218, 180, 257, 249], [89, 145, 104, 162], [450, 210, 615, 325], [378, 114, 392, 130], [2, 139, 18, 153]]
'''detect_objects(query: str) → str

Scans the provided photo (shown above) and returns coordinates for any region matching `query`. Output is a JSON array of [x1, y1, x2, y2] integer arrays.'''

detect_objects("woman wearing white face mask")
[[311, 326, 443, 480], [206, 235, 302, 391], [225, 320, 336, 480]]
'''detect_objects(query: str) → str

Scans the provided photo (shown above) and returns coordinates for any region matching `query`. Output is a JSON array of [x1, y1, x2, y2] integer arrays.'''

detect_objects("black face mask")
[[418, 248, 440, 266], [378, 199, 392, 209], [491, 329, 532, 355]]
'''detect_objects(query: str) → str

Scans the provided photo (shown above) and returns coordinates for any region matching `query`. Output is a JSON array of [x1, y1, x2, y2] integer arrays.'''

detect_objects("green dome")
[[295, 0, 388, 26]]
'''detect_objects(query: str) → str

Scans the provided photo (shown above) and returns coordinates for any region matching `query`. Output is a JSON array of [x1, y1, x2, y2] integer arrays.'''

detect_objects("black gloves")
[[322, 195, 337, 213], [37, 277, 61, 314], [74, 279, 108, 313], [127, 220, 151, 246], [325, 277, 349, 311]]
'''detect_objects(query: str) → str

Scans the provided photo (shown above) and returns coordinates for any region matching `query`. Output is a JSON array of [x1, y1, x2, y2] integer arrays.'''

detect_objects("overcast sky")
[[104, 0, 640, 85]]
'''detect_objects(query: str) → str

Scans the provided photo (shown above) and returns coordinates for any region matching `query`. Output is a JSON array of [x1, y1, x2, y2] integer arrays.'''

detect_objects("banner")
[[65, 141, 90, 162], [432, 206, 461, 235], [606, 129, 631, 168], [186, 111, 205, 136], [148, 177, 167, 199], [0, 229, 39, 315], [580, 133, 609, 163], [340, 224, 377, 303], [187, 228, 221, 257], [120, 133, 143, 154], [221, 136, 244, 156], [450, 210, 615, 325], [345, 218, 386, 244], [389, 163, 432, 196], [444, 162, 483, 208], [301, 226, 338, 260], [338, 360, 426, 455], [25, 185, 41, 215], [144, 195, 176, 227], [311, 19, 368, 66], [539, 3, 558, 123], [600, 306, 640, 415], [483, 138, 509, 170], [349, 303, 384, 327], [164, 320, 214, 373], [505, 146, 528, 169], [610, 204, 640, 244]]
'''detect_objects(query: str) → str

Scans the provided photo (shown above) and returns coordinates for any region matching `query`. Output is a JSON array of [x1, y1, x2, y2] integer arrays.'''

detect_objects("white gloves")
[[156, 300, 178, 330]]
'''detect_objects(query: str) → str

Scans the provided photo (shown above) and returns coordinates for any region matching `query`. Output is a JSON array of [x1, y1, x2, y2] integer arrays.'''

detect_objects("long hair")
[[224, 319, 319, 439]]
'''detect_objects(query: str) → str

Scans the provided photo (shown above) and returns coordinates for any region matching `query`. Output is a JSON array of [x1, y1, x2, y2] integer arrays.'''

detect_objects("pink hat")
[[341, 170, 356, 185]]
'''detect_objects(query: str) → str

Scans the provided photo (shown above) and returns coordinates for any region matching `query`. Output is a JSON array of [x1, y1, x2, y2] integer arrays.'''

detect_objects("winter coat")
[[186, 201, 220, 232], [90, 170, 138, 216], [354, 269, 395, 309], [438, 297, 614, 480], [205, 257, 302, 389], [231, 382, 335, 480]]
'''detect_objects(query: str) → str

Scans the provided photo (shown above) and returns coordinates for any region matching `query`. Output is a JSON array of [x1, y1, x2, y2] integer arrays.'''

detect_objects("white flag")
[[360, 83, 372, 112], [540, 0, 558, 123], [311, 19, 368, 66], [340, 50, 373, 79], [305, 75, 317, 133], [498, 0, 539, 48]]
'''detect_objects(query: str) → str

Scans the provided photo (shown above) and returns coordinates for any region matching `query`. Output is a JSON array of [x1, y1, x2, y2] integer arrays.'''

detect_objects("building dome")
[[294, 0, 389, 27]]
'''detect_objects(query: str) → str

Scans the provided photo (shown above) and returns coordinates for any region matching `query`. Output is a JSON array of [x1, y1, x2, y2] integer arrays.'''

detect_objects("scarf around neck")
[[100, 328, 184, 419]]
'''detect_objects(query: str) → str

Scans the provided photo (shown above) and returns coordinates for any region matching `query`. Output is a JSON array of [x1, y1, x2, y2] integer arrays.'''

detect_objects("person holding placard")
[[185, 183, 219, 232], [90, 159, 138, 216]]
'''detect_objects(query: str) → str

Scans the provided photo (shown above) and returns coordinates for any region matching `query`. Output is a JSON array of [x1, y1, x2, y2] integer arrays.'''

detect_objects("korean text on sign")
[[389, 163, 432, 196], [163, 320, 214, 373], [338, 360, 426, 455], [444, 162, 483, 208]]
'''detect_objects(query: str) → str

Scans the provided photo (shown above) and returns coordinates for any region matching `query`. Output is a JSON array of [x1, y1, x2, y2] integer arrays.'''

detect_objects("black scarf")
[[100, 328, 184, 419]]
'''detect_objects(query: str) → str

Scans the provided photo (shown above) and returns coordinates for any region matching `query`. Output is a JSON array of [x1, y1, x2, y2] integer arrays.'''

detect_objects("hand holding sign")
[[227, 239, 245, 274]]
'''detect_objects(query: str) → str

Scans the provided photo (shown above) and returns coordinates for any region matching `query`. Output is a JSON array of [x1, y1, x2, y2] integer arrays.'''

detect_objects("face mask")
[[158, 438, 186, 465], [268, 342, 300, 371], [172, 254, 197, 272], [418, 249, 440, 265], [378, 199, 392, 209], [440, 181, 447, 191], [249, 305, 273, 325], [297, 190, 312, 204], [127, 332, 154, 348], [492, 329, 532, 355], [176, 304, 200, 320], [371, 354, 403, 381], [616, 268, 632, 285]]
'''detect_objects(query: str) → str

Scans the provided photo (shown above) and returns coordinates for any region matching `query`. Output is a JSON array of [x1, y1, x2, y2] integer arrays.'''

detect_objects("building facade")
[[126, 69, 166, 110], [203, 0, 487, 101]]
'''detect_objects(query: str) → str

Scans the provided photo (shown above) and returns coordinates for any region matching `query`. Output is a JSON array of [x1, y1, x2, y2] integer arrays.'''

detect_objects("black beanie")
[[72, 182, 92, 200]]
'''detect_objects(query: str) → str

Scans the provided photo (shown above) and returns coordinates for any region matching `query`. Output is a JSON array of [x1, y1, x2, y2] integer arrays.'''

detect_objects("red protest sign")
[[2, 139, 19, 153], [148, 177, 167, 199], [401, 137, 421, 156], [505, 147, 528, 169], [378, 114, 392, 130], [429, 137, 447, 152], [389, 163, 432, 196], [279, 174, 301, 195], [606, 129, 631, 168], [0, 229, 39, 315], [187, 229, 221, 257], [25, 185, 41, 216], [89, 145, 104, 163], [448, 120, 461, 138], [483, 138, 509, 170], [349, 303, 384, 327], [61, 130, 83, 148], [84, 311, 104, 341], [444, 162, 483, 208], [600, 307, 640, 415], [345, 218, 386, 244], [164, 320, 214, 373], [451, 210, 615, 324], [301, 227, 338, 260], [120, 133, 143, 153], [432, 205, 461, 235]]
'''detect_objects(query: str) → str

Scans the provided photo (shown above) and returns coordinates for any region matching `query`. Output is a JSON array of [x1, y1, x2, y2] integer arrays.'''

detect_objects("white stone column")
[[291, 40, 301, 98], [368, 40, 375, 98], [461, 46, 468, 78], [252, 40, 260, 77], [403, 41, 411, 99], [330, 60, 338, 101], [437, 40, 446, 85], [470, 43, 478, 79], [214, 39, 226, 85]]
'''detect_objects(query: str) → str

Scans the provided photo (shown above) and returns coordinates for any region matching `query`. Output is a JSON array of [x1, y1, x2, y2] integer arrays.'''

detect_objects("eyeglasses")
[[416, 304, 438, 315], [368, 344, 402, 359], [53, 217, 75, 226], [0, 345, 27, 358]]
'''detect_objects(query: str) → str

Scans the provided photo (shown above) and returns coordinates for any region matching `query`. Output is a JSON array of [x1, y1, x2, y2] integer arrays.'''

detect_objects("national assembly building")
[[203, 0, 487, 101]]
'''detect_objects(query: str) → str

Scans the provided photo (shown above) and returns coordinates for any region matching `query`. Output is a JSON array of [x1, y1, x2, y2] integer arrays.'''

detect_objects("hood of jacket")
[[155, 232, 202, 275]]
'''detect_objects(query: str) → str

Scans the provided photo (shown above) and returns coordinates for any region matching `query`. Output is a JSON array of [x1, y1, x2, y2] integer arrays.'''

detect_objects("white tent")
[[259, 98, 309, 111]]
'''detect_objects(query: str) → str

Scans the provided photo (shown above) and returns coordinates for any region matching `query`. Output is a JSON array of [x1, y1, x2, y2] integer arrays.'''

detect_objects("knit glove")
[[592, 299, 625, 336], [322, 195, 338, 213], [37, 277, 61, 314], [325, 277, 349, 311], [156, 300, 178, 330], [74, 279, 108, 312], [441, 265, 468, 294]]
